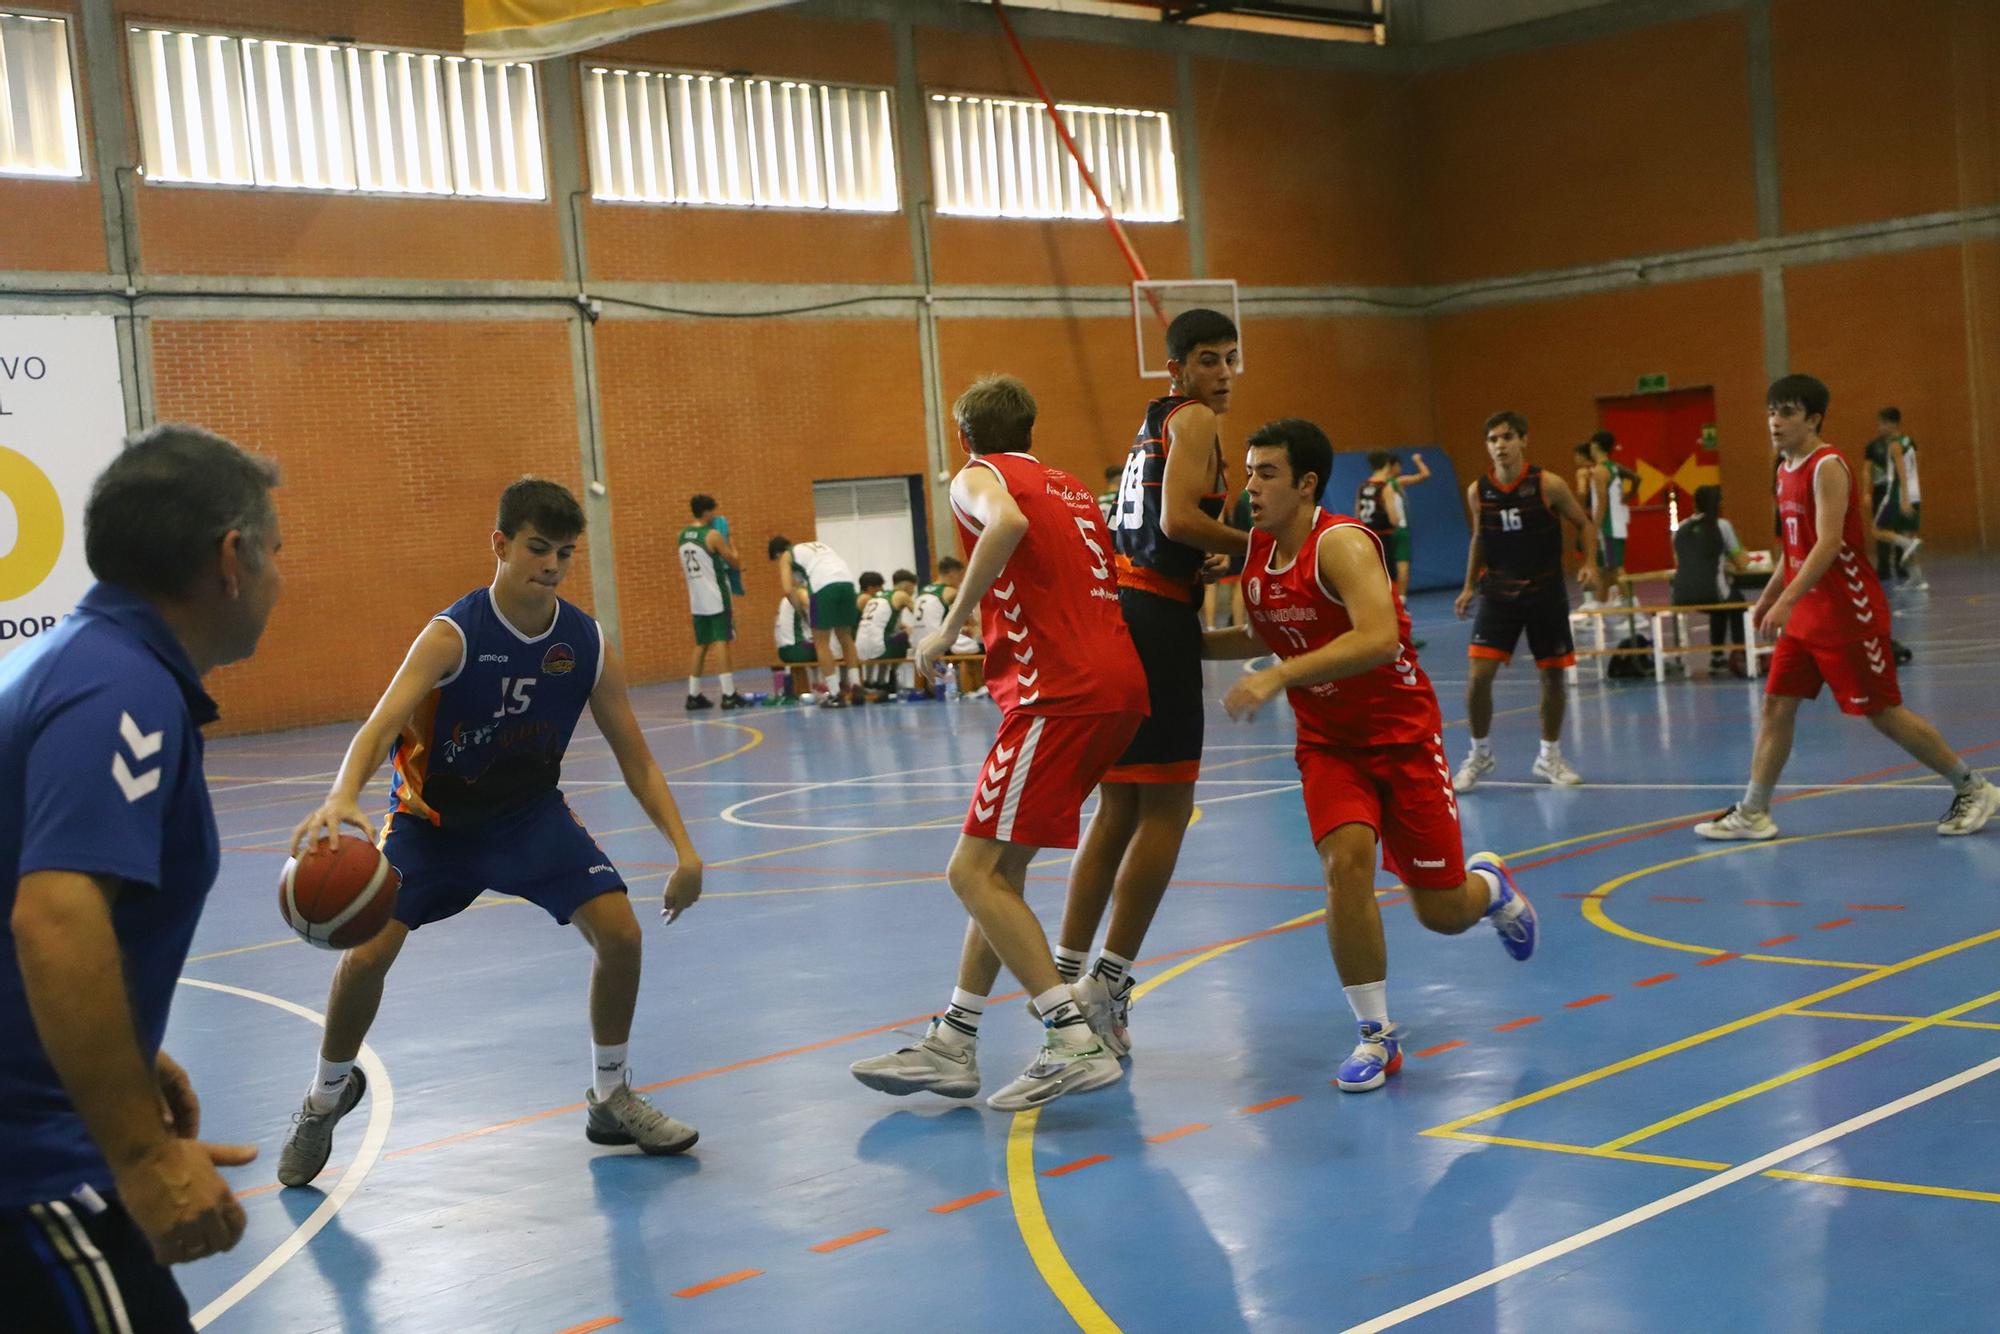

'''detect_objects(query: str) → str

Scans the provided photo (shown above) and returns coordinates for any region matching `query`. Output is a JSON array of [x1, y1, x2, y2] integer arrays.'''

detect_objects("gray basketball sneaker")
[[848, 1019, 980, 1098], [277, 1067, 368, 1188], [585, 1077, 699, 1155]]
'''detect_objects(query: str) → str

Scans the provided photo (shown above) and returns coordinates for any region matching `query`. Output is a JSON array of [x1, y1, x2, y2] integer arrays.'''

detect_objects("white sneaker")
[[1073, 972, 1133, 1059], [1531, 752, 1583, 786], [1453, 750, 1496, 793], [849, 1019, 981, 1098], [1694, 804, 1778, 841], [986, 1024, 1123, 1111], [1939, 782, 1998, 836]]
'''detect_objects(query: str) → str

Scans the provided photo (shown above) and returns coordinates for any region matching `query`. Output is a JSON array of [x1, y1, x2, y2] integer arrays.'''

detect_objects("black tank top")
[[1477, 464, 1564, 592], [1110, 395, 1225, 596], [1355, 479, 1397, 535]]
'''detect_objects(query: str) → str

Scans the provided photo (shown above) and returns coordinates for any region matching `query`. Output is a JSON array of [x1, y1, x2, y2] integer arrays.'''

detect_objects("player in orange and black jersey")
[[1451, 411, 1597, 793], [1047, 308, 1250, 1056]]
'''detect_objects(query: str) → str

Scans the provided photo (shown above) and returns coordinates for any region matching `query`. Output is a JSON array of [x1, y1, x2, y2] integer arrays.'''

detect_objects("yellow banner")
[[466, 0, 798, 60]]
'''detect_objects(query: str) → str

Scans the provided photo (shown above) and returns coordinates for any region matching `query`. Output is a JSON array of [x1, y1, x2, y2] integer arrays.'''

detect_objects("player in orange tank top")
[[847, 376, 1148, 1112], [1696, 375, 1995, 840], [1201, 419, 1541, 1093]]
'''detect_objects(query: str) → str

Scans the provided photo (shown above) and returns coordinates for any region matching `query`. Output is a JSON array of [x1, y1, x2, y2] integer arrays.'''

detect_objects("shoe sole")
[[986, 1058, 1123, 1112], [1939, 801, 1996, 837], [849, 1068, 979, 1099], [1694, 825, 1777, 841], [586, 1124, 700, 1155]]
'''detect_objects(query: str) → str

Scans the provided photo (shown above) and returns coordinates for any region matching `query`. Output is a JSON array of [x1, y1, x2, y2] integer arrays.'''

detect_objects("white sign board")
[[0, 316, 128, 661]]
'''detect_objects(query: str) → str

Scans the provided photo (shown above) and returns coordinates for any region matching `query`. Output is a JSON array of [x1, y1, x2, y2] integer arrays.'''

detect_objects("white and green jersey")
[[774, 598, 808, 650], [789, 540, 854, 593], [909, 581, 952, 639], [857, 590, 902, 659], [678, 523, 727, 616], [1599, 462, 1633, 539], [1894, 436, 1920, 506]]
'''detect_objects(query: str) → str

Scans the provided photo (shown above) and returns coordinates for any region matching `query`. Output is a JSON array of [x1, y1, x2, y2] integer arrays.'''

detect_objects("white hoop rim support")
[[1133, 279, 1242, 380]]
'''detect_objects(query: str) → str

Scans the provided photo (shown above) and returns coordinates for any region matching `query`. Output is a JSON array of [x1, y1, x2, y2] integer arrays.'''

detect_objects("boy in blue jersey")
[[2, 426, 280, 1331], [278, 480, 706, 1185]]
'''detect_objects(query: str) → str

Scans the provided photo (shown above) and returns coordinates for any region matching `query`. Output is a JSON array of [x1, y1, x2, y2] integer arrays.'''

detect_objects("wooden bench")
[[1568, 601, 1761, 684]]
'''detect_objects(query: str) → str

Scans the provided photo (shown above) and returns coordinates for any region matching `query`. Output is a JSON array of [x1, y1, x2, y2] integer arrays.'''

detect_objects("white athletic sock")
[[1091, 949, 1133, 988], [686, 676, 701, 695], [592, 1041, 629, 1100], [1033, 984, 1087, 1029], [719, 672, 736, 695], [1053, 946, 1089, 983], [941, 987, 985, 1042], [305, 1057, 355, 1114], [1472, 867, 1503, 910], [1342, 981, 1389, 1028], [1539, 738, 1562, 761], [1470, 736, 1493, 759], [1742, 781, 1774, 815]]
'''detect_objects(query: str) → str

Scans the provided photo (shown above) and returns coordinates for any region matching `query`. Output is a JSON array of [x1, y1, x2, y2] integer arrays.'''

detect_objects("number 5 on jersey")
[[495, 676, 536, 718]]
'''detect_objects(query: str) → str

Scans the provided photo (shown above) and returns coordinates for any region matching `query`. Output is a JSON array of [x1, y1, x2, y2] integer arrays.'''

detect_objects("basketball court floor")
[[168, 560, 1999, 1333]]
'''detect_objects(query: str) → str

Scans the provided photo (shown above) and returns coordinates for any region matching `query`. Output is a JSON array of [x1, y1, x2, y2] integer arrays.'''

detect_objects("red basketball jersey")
[[1243, 511, 1440, 748], [1775, 446, 1891, 646], [951, 452, 1148, 718]]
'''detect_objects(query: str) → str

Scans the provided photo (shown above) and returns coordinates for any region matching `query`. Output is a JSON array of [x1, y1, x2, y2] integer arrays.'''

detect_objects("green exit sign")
[[1636, 373, 1669, 392]]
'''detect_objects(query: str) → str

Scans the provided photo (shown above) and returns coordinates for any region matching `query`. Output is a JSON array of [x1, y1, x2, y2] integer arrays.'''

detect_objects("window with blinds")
[[927, 93, 1178, 222], [127, 25, 544, 199], [584, 65, 897, 212], [0, 12, 84, 178]]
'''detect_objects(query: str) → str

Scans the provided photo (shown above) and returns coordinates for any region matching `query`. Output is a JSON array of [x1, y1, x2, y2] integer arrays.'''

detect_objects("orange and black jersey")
[[1107, 395, 1226, 601], [1476, 465, 1565, 594]]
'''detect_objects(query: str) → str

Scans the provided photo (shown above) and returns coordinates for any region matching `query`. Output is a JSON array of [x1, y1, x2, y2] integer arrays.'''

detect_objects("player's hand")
[[1224, 669, 1284, 722], [1198, 553, 1230, 585], [291, 795, 375, 854], [1454, 587, 1476, 620], [156, 1051, 199, 1139], [661, 861, 703, 924], [117, 1134, 257, 1265], [1756, 598, 1792, 639], [914, 631, 953, 681]]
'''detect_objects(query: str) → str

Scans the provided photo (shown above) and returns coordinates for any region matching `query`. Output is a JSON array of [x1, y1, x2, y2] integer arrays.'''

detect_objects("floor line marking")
[[1240, 1095, 1301, 1115], [1431, 1130, 1727, 1171], [1351, 1051, 2000, 1331], [1006, 1110, 1118, 1333], [673, 1270, 763, 1299], [1817, 917, 1854, 930], [809, 1228, 888, 1253], [1790, 1009, 2000, 1033], [1564, 994, 1614, 1009], [1041, 1154, 1114, 1178], [1492, 1016, 1541, 1032], [1598, 984, 2000, 1151], [1758, 935, 1799, 947], [1632, 973, 1677, 987], [553, 1319, 622, 1334], [931, 1189, 1005, 1214], [1415, 1041, 1466, 1058], [1145, 1124, 1211, 1143], [178, 979, 394, 1332]]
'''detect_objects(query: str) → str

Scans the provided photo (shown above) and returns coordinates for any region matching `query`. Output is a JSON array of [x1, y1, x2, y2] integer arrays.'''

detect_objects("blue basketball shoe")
[[1470, 851, 1537, 961], [1336, 1020, 1402, 1092]]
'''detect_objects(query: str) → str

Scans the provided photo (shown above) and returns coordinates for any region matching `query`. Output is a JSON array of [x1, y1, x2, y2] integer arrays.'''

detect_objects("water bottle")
[[942, 667, 960, 704]]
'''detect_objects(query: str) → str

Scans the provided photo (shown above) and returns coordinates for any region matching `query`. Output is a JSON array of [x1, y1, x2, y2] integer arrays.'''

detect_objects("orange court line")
[[1700, 952, 1740, 966], [1847, 903, 1905, 911], [1633, 973, 1678, 987], [931, 1189, 1004, 1214], [674, 1270, 763, 1299], [1818, 918, 1854, 930], [1744, 899, 1802, 907], [554, 1319, 622, 1334], [1146, 1123, 1211, 1143], [1240, 1095, 1301, 1115], [1564, 994, 1614, 1009], [809, 1228, 887, 1254], [1415, 1040, 1466, 1058], [1759, 935, 1800, 947], [1649, 895, 1704, 904], [1493, 1016, 1541, 1032], [1042, 1154, 1112, 1178]]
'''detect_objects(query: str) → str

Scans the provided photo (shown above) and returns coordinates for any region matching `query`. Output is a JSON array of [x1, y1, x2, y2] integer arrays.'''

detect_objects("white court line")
[[178, 978, 393, 1331], [1472, 780, 1952, 792], [1345, 1050, 2000, 1333]]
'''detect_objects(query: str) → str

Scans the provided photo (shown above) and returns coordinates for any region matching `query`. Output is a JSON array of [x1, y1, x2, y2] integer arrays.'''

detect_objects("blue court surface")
[[172, 561, 2000, 1333]]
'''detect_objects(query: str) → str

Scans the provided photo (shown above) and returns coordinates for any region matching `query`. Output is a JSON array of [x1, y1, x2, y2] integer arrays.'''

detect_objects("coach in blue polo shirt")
[[0, 425, 281, 1332]]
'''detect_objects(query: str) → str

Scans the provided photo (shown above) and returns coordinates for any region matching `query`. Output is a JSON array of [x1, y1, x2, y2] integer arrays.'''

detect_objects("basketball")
[[279, 835, 399, 950]]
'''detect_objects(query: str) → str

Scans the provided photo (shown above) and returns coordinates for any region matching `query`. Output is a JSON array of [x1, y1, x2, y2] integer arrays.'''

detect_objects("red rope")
[[987, 0, 1167, 325]]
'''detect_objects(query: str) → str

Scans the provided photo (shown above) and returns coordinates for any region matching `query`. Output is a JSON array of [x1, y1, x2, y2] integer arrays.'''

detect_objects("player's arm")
[[1159, 406, 1249, 555], [920, 467, 1021, 676], [1543, 473, 1599, 582], [1455, 480, 1483, 619], [1224, 528, 1400, 721], [293, 619, 464, 851], [777, 550, 809, 614], [1202, 623, 1263, 661], [1761, 458, 1849, 637], [1399, 452, 1432, 487], [706, 526, 741, 571], [590, 638, 703, 922]]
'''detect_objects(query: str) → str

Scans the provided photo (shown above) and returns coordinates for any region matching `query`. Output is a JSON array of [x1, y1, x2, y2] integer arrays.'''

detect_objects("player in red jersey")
[[849, 376, 1148, 1111], [1698, 376, 1995, 839], [1205, 419, 1538, 1092]]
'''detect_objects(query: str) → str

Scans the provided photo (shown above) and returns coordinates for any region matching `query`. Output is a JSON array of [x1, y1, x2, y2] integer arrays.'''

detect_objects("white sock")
[[1470, 736, 1492, 759], [305, 1057, 355, 1114], [1033, 984, 1087, 1030], [1342, 981, 1389, 1028], [1053, 946, 1088, 982], [1539, 738, 1562, 761], [592, 1041, 629, 1100], [720, 672, 736, 694], [1472, 867, 1503, 910], [687, 676, 701, 695], [941, 987, 985, 1043], [1092, 949, 1133, 987]]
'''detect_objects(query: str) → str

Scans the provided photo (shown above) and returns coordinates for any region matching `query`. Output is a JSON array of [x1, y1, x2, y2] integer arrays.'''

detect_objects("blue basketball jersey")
[[391, 588, 602, 828]]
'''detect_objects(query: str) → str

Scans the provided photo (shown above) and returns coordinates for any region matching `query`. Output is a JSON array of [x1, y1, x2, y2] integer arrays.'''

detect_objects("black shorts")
[[1104, 586, 1205, 783], [2, 1194, 192, 1333], [1470, 577, 1576, 669]]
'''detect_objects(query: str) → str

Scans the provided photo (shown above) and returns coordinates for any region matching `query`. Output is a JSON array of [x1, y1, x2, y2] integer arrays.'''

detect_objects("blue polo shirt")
[[0, 582, 220, 1207]]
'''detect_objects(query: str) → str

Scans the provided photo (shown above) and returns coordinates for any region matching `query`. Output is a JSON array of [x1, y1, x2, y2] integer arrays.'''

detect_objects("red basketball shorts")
[[963, 709, 1145, 849], [1766, 633, 1901, 717], [1295, 733, 1466, 891]]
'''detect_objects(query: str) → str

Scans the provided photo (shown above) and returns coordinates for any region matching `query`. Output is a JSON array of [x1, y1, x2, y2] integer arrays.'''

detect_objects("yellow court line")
[[1597, 984, 2000, 1152], [1423, 924, 2000, 1138], [1761, 1169, 2000, 1205], [661, 720, 763, 776], [1432, 1130, 1728, 1172], [1791, 1008, 2000, 1033], [1007, 1111, 1119, 1334]]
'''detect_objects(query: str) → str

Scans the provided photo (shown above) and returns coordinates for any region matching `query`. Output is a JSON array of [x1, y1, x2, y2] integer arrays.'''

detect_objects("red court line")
[[1632, 973, 1677, 987], [1758, 935, 1799, 947], [1042, 1154, 1113, 1177], [1564, 994, 1614, 1009], [1700, 952, 1740, 966], [554, 1320, 621, 1334], [1146, 1123, 1211, 1143], [1493, 1016, 1541, 1032], [1817, 918, 1854, 930], [809, 1228, 887, 1254], [1415, 1040, 1466, 1058], [1240, 1095, 1301, 1115], [675, 1270, 763, 1299], [1557, 892, 1606, 900], [1744, 899, 1802, 907], [1648, 895, 1704, 904], [1847, 903, 1905, 911], [931, 1189, 1004, 1214]]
